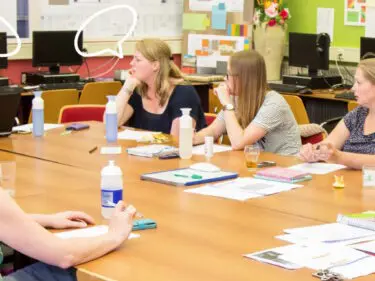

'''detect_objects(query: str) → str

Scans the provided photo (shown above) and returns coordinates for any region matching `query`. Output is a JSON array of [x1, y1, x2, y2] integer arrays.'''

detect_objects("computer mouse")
[[299, 88, 313, 95], [190, 162, 221, 173]]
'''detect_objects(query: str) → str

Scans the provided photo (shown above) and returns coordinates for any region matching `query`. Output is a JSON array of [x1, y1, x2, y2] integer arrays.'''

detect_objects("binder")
[[141, 167, 238, 186]]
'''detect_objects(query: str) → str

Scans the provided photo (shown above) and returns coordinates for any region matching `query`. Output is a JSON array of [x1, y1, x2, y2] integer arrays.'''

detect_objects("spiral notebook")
[[337, 211, 375, 232]]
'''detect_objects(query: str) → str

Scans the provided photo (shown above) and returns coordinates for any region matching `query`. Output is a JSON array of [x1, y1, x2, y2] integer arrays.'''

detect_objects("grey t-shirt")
[[217, 91, 301, 155]]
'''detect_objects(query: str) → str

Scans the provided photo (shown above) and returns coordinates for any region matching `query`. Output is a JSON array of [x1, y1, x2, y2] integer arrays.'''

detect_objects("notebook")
[[337, 211, 375, 232], [254, 167, 312, 183]]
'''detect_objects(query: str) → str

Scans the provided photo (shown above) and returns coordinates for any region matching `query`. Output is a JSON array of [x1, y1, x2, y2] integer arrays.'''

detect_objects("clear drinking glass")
[[244, 144, 261, 171], [363, 165, 375, 188]]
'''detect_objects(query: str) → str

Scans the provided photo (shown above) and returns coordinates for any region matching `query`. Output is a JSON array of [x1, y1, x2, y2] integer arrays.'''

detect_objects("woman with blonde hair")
[[194, 50, 301, 155], [299, 58, 375, 169], [115, 39, 206, 136]]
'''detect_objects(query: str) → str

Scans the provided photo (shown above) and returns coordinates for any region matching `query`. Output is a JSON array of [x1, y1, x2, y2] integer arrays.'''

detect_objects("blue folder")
[[141, 167, 238, 186]]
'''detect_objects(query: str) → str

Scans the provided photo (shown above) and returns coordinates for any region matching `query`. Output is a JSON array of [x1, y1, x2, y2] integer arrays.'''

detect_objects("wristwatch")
[[223, 103, 234, 111]]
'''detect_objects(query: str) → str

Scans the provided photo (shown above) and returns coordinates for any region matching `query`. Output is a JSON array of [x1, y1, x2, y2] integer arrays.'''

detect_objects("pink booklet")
[[255, 167, 310, 181]]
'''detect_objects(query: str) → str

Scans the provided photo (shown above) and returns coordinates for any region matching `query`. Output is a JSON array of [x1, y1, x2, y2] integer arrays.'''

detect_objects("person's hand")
[[121, 70, 140, 95], [47, 211, 95, 229], [108, 201, 136, 244], [298, 143, 320, 163], [214, 83, 232, 106], [314, 142, 340, 163]]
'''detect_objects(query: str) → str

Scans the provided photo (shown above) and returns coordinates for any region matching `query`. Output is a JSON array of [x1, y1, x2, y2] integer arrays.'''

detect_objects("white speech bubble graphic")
[[74, 5, 138, 59], [0, 16, 22, 58]]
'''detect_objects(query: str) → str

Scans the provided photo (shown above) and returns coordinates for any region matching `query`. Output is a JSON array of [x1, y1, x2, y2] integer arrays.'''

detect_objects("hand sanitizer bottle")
[[105, 95, 118, 143], [179, 108, 193, 159], [101, 160, 123, 219], [32, 91, 44, 137]]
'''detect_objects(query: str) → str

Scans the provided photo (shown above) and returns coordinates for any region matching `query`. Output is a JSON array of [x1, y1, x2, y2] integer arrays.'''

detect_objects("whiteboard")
[[31, 0, 184, 40], [0, 0, 17, 34]]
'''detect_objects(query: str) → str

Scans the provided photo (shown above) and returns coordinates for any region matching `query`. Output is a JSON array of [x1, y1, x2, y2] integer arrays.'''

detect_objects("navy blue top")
[[127, 84, 207, 134], [343, 106, 375, 154]]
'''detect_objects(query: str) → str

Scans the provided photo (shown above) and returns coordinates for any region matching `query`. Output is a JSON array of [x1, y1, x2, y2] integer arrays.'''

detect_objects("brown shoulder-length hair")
[[135, 38, 183, 107], [358, 58, 375, 85], [229, 50, 268, 128]]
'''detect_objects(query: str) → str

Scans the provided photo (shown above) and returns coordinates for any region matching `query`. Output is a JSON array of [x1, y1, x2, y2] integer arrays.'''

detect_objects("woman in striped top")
[[194, 50, 301, 155]]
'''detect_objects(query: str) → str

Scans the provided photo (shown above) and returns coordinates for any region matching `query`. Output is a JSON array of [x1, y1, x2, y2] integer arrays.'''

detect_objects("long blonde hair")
[[229, 50, 268, 128], [358, 58, 375, 85], [135, 39, 183, 106]]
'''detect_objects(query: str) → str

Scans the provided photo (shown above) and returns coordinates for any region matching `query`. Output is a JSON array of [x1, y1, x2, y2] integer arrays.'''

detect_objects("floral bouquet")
[[253, 0, 291, 27]]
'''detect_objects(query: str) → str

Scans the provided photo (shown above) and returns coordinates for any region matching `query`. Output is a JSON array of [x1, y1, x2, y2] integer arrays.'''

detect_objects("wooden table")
[[1, 124, 373, 281]]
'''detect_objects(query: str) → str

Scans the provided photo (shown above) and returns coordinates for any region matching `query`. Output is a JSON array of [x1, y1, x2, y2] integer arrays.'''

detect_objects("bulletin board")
[[181, 0, 254, 74]]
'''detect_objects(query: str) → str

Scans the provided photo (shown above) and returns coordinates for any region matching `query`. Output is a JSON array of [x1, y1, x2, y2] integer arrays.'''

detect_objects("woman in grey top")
[[299, 58, 375, 169], [194, 50, 301, 155]]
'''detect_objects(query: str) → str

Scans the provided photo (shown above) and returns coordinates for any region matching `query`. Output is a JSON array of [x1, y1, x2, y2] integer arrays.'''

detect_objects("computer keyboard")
[[334, 91, 356, 100], [268, 83, 306, 93], [39, 82, 86, 91], [0, 85, 24, 94]]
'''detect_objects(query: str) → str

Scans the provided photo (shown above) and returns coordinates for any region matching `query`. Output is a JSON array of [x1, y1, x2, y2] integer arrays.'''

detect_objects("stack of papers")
[[288, 163, 346, 175], [127, 144, 177, 158], [118, 129, 160, 141], [55, 225, 140, 240], [184, 177, 302, 201], [12, 123, 63, 133], [192, 144, 232, 155]]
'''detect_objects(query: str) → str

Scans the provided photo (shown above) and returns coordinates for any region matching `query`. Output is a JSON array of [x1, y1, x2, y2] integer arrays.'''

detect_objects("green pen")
[[174, 173, 203, 179], [174, 173, 189, 178]]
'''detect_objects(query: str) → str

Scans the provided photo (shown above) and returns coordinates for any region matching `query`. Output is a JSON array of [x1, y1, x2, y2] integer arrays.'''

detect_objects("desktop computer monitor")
[[0, 32, 8, 69], [32, 30, 83, 74], [288, 32, 330, 76], [360, 37, 375, 59]]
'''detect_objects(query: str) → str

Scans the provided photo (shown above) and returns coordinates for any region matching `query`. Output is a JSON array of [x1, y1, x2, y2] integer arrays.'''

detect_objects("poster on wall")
[[344, 0, 367, 26]]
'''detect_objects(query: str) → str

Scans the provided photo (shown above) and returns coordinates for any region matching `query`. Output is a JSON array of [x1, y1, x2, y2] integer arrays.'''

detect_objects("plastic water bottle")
[[101, 160, 123, 219], [105, 95, 118, 143], [179, 108, 193, 159], [32, 91, 44, 137]]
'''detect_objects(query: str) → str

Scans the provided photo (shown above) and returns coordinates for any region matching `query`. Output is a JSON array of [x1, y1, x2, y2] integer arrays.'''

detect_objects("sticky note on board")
[[183, 13, 210, 31], [212, 3, 227, 30]]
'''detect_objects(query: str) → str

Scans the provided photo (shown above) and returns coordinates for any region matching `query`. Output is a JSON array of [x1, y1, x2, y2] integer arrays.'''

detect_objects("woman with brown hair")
[[194, 50, 301, 155], [299, 58, 375, 169], [115, 38, 206, 136]]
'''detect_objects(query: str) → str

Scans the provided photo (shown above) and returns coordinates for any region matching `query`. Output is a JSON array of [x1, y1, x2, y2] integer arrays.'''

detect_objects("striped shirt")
[[217, 91, 301, 155]]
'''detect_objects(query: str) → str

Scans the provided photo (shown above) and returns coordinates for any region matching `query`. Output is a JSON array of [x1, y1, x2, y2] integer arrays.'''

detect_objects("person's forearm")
[[334, 151, 375, 170], [116, 89, 132, 126], [30, 214, 52, 227], [56, 234, 122, 268], [224, 111, 246, 150]]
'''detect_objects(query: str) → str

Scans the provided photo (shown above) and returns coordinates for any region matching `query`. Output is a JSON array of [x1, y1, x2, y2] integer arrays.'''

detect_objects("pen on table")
[[106, 201, 143, 218], [174, 173, 202, 179], [89, 146, 98, 154]]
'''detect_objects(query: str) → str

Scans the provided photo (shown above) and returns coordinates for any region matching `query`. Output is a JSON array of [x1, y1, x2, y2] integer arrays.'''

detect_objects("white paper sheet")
[[55, 225, 140, 240], [117, 129, 160, 141], [100, 146, 122, 155], [317, 8, 334, 42], [365, 6, 375, 37], [288, 163, 346, 175], [185, 177, 301, 201], [284, 223, 375, 243], [189, 0, 244, 12], [192, 144, 232, 155], [244, 244, 303, 270], [12, 123, 64, 133]]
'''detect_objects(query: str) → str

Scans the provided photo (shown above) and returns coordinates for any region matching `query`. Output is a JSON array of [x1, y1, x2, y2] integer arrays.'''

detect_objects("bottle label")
[[101, 189, 123, 207]]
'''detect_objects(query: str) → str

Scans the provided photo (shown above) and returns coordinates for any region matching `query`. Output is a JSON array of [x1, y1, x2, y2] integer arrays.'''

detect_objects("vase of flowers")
[[253, 0, 291, 81]]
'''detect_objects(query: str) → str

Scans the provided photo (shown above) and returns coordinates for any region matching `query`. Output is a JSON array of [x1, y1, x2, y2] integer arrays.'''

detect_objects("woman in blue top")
[[116, 39, 206, 136], [299, 58, 375, 169]]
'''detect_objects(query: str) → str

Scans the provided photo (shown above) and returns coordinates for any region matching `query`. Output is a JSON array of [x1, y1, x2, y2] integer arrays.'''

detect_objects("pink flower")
[[268, 19, 276, 27], [265, 2, 278, 18], [279, 19, 285, 25]]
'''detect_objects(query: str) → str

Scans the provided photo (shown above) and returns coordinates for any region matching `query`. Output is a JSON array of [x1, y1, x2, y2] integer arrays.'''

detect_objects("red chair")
[[204, 113, 217, 126], [58, 104, 105, 123]]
